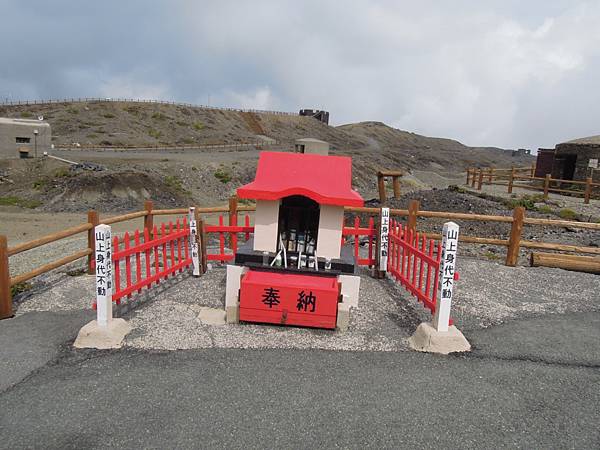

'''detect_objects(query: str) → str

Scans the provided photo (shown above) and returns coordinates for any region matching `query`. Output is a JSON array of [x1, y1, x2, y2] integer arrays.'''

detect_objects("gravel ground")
[[14, 255, 600, 352]]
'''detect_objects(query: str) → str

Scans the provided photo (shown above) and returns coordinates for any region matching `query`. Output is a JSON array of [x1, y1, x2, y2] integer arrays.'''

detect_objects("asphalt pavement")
[[0, 310, 599, 449]]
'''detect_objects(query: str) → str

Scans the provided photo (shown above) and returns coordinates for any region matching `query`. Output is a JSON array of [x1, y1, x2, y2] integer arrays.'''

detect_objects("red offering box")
[[239, 270, 340, 329]]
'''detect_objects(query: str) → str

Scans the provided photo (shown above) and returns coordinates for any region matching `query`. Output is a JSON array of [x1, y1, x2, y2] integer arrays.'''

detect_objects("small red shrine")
[[225, 147, 363, 330]]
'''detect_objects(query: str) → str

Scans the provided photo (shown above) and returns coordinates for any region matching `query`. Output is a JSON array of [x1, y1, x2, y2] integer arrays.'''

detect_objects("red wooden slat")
[[183, 217, 190, 261], [418, 235, 425, 294], [368, 217, 374, 267], [113, 235, 121, 301], [219, 215, 225, 262], [124, 232, 132, 299], [245, 215, 250, 241], [354, 216, 360, 261], [231, 214, 238, 255], [144, 227, 151, 281], [169, 222, 176, 276], [411, 232, 418, 287], [154, 225, 160, 285], [134, 230, 142, 294], [161, 223, 168, 280]]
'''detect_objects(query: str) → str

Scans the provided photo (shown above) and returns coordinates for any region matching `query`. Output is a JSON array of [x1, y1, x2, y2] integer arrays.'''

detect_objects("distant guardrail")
[[53, 140, 286, 151], [0, 97, 298, 116]]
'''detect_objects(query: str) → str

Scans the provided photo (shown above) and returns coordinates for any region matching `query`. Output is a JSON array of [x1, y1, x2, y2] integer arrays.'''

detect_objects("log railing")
[[466, 165, 600, 204], [2, 196, 600, 319]]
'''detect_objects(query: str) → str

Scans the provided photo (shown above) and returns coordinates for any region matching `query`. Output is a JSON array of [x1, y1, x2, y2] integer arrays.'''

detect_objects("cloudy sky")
[[1, 1, 599, 150]]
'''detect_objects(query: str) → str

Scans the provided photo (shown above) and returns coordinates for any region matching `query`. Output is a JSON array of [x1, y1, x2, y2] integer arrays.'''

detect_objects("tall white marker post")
[[189, 207, 200, 277], [433, 222, 459, 332], [378, 207, 390, 272], [94, 224, 113, 327]]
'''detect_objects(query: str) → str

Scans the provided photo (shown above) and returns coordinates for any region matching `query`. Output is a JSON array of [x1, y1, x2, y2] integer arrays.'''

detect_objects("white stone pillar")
[[94, 224, 113, 327], [189, 207, 200, 276], [432, 221, 459, 332]]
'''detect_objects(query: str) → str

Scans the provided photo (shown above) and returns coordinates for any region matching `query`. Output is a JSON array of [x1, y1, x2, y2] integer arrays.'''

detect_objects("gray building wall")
[[555, 142, 600, 182], [0, 118, 51, 159]]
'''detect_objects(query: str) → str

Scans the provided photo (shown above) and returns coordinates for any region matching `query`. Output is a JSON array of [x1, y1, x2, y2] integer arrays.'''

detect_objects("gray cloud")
[[1, 0, 599, 150]]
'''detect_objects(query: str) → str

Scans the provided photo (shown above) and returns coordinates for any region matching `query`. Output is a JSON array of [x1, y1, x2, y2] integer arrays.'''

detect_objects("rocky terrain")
[[0, 100, 534, 213]]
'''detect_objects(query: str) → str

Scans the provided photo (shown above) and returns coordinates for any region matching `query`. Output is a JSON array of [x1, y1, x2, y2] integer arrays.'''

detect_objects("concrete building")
[[0, 117, 51, 159], [294, 138, 330, 156], [299, 109, 329, 125], [535, 135, 600, 182]]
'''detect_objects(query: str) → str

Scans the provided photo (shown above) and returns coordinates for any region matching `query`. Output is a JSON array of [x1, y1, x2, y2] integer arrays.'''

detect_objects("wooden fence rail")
[[2, 196, 600, 319], [466, 165, 600, 204]]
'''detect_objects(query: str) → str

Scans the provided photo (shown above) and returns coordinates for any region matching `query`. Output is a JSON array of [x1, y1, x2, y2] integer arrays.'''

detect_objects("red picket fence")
[[205, 214, 253, 262], [93, 213, 377, 308], [342, 216, 376, 266], [92, 219, 193, 308], [387, 219, 452, 321]]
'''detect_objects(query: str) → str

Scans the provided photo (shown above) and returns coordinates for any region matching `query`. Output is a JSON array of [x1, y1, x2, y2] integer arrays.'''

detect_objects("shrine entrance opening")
[[277, 195, 320, 258]]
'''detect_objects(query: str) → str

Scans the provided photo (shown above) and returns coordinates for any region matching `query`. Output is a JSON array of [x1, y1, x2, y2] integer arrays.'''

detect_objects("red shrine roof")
[[237, 151, 364, 207]]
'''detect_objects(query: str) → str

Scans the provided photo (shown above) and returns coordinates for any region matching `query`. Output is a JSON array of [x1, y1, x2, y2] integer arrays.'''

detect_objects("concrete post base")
[[409, 322, 471, 354], [74, 319, 131, 349], [336, 303, 350, 332]]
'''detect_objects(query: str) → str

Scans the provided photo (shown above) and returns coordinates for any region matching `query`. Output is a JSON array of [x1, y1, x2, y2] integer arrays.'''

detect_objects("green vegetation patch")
[[503, 194, 545, 211], [536, 205, 553, 214], [11, 282, 33, 297], [102, 113, 115, 119], [193, 122, 204, 131], [0, 196, 42, 209], [54, 167, 72, 178], [164, 175, 188, 194], [67, 106, 79, 114], [558, 208, 578, 220], [20, 111, 33, 118], [214, 167, 232, 183], [151, 112, 167, 120], [148, 128, 162, 139]]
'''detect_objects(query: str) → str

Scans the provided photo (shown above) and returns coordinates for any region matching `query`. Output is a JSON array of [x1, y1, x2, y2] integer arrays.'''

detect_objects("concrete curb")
[[74, 319, 131, 349], [409, 322, 471, 354]]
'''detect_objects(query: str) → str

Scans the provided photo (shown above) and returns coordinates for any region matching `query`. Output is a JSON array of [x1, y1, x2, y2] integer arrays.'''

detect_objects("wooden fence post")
[[198, 217, 208, 273], [584, 177, 592, 204], [392, 176, 401, 199], [229, 195, 238, 249], [505, 206, 525, 267], [144, 200, 154, 235], [471, 169, 477, 188], [408, 199, 420, 232], [530, 162, 536, 178], [377, 172, 386, 204], [543, 174, 551, 200], [508, 167, 515, 194], [477, 169, 484, 190], [488, 167, 494, 185], [87, 210, 99, 275], [0, 235, 13, 319], [466, 168, 471, 185]]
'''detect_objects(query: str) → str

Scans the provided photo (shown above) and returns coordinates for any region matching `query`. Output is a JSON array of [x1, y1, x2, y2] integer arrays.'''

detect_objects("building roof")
[[0, 117, 50, 127], [295, 138, 329, 144], [562, 135, 600, 145], [237, 151, 364, 207]]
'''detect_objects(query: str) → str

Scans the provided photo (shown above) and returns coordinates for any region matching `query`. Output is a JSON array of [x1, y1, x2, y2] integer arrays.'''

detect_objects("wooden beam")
[[505, 206, 525, 266], [392, 176, 401, 199], [407, 199, 420, 232], [144, 200, 154, 236], [378, 174, 386, 204], [0, 236, 12, 320], [87, 210, 99, 275], [530, 252, 600, 274]]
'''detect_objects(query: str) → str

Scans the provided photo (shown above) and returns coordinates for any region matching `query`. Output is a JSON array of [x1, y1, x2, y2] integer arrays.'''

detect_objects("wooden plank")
[[407, 200, 419, 232], [378, 170, 403, 177], [144, 200, 154, 236], [505, 207, 525, 266], [530, 252, 600, 274], [0, 236, 12, 319], [103, 210, 147, 225], [378, 174, 386, 204], [523, 217, 600, 230], [8, 222, 93, 256], [520, 240, 600, 255], [417, 211, 514, 223], [393, 176, 401, 199], [10, 249, 92, 286], [87, 210, 99, 275]]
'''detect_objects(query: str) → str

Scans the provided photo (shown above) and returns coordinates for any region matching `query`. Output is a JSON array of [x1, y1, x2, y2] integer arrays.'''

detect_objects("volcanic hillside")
[[0, 100, 533, 173]]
